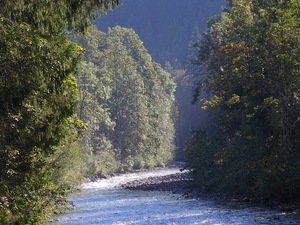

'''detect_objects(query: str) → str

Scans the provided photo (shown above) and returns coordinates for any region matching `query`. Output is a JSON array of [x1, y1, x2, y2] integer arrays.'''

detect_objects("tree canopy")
[[0, 0, 119, 223], [0, 0, 119, 33], [73, 25, 176, 175], [186, 0, 300, 200]]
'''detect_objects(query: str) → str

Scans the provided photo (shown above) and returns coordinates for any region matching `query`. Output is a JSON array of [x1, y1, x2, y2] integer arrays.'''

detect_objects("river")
[[51, 167, 300, 225]]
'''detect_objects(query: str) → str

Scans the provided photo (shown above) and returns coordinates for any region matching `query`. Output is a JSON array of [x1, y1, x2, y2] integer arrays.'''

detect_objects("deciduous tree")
[[187, 0, 300, 200]]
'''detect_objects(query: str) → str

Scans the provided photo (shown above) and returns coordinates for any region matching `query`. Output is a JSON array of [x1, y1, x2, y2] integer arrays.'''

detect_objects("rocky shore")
[[119, 167, 300, 216], [119, 169, 232, 202], [120, 171, 193, 195]]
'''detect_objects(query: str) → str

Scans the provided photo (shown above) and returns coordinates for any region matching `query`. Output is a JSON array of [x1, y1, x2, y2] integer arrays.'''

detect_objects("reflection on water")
[[51, 168, 300, 225]]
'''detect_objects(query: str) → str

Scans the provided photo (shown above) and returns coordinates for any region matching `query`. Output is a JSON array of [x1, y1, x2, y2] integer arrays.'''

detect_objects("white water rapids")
[[51, 167, 300, 225]]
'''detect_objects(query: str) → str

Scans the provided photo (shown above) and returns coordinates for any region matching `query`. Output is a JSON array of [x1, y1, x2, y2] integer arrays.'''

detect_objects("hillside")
[[95, 0, 224, 64]]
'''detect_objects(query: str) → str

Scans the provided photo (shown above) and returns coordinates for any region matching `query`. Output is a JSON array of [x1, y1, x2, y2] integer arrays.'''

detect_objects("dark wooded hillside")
[[95, 0, 224, 64]]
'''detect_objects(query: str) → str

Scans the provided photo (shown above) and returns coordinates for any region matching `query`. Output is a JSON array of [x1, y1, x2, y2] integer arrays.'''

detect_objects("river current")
[[51, 167, 300, 225]]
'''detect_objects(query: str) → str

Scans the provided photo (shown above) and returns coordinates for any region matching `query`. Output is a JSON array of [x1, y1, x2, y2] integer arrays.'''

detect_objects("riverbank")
[[120, 168, 300, 217], [120, 169, 235, 202], [120, 170, 193, 195]]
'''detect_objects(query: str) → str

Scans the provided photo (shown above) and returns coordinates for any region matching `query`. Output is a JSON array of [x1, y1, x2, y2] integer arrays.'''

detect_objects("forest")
[[94, 0, 224, 156], [185, 0, 300, 202], [0, 0, 299, 224], [72, 25, 176, 175], [0, 1, 122, 223]]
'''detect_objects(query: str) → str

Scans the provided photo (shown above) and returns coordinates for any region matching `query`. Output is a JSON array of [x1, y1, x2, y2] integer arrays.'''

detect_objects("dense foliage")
[[95, 0, 225, 157], [0, 0, 119, 223], [186, 0, 300, 201], [73, 26, 176, 176]]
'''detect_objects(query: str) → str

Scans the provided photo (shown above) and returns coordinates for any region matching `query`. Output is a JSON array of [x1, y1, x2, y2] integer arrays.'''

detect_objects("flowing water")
[[51, 168, 300, 225]]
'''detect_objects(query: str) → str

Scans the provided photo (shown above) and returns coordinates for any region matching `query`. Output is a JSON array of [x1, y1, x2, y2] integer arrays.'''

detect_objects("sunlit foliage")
[[74, 26, 176, 175]]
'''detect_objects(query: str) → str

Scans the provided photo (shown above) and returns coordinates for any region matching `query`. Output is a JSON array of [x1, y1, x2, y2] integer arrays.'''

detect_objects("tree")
[[0, 0, 119, 33], [186, 25, 201, 73], [187, 0, 300, 200], [0, 1, 119, 223], [74, 26, 176, 173]]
